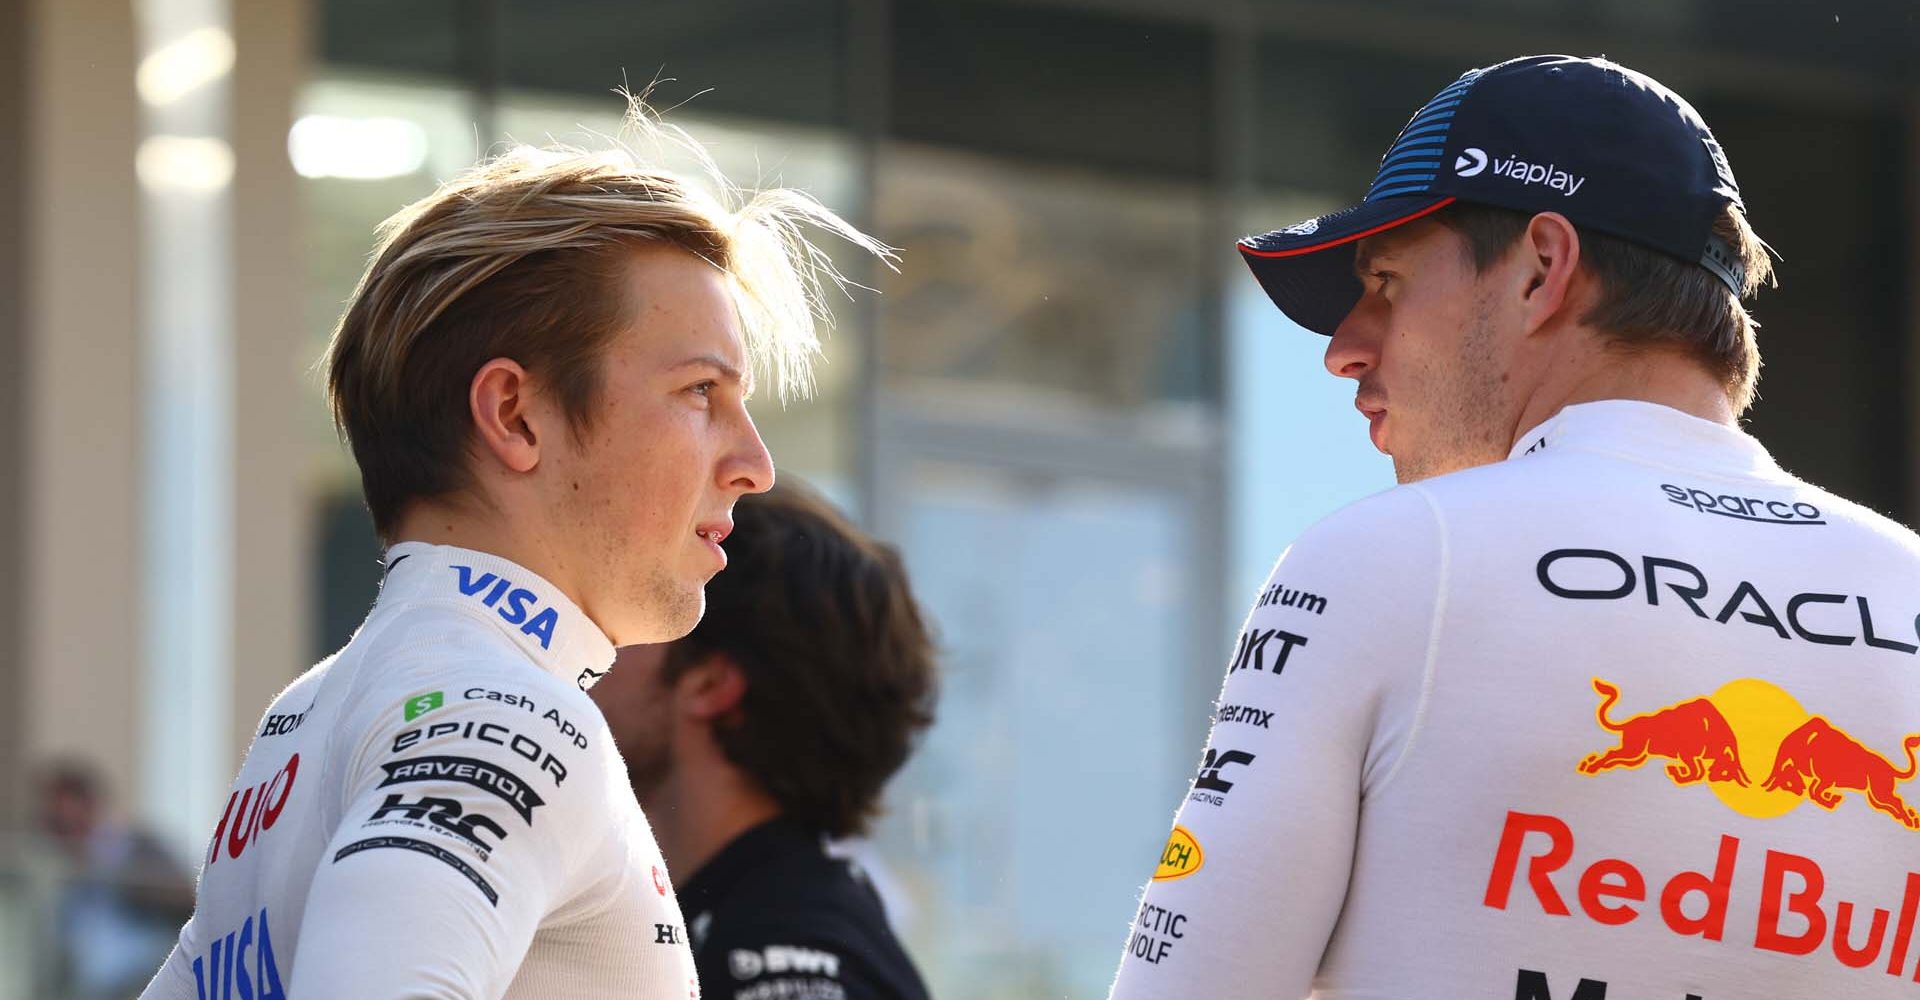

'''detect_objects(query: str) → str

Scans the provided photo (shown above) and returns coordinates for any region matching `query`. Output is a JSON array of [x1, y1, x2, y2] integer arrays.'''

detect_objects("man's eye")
[[688, 380, 717, 398]]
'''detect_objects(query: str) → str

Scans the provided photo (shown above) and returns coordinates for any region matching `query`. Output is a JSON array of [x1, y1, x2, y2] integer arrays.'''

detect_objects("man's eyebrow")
[[667, 354, 746, 384], [667, 353, 755, 396], [1353, 242, 1388, 278]]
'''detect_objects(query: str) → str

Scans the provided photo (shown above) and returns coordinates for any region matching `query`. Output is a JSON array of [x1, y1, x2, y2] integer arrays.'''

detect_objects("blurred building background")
[[0, 0, 1915, 997]]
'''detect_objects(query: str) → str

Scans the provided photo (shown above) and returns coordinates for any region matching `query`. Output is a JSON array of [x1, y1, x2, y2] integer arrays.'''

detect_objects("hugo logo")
[[208, 754, 300, 867], [454, 565, 561, 650]]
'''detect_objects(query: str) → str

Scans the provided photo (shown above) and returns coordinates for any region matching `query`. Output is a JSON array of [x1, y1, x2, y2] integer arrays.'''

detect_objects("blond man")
[[140, 106, 890, 1000]]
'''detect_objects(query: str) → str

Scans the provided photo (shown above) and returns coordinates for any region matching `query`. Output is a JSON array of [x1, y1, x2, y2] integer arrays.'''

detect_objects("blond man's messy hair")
[[325, 97, 893, 539]]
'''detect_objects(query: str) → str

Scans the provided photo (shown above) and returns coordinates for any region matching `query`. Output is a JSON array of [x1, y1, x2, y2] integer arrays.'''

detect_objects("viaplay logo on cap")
[[1455, 146, 1586, 197]]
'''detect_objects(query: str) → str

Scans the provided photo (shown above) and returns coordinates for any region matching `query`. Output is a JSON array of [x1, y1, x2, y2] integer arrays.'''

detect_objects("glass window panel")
[[890, 1, 1211, 180], [296, 74, 479, 657], [495, 0, 843, 127], [1228, 192, 1395, 605], [873, 461, 1200, 1000], [319, 0, 463, 79], [877, 142, 1211, 410], [1692, 95, 1907, 515], [1252, 40, 1465, 196]]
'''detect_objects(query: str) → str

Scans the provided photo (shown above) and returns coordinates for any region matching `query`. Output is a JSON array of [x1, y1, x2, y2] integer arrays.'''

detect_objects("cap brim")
[[1238, 195, 1454, 335]]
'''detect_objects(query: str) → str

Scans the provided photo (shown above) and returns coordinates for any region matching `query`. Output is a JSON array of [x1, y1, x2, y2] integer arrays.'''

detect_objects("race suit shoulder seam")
[[1366, 482, 1449, 796]]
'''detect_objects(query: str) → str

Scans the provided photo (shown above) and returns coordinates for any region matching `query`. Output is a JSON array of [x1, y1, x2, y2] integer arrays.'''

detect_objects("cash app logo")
[[403, 691, 444, 722]]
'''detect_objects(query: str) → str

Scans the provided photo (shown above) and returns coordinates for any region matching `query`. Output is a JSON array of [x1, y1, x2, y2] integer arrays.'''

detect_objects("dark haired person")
[[141, 109, 893, 1000], [592, 480, 937, 1000], [1110, 56, 1920, 999]]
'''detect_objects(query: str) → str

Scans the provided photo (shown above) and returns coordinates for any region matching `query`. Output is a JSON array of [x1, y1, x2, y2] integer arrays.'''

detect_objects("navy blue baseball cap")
[[1240, 55, 1747, 335]]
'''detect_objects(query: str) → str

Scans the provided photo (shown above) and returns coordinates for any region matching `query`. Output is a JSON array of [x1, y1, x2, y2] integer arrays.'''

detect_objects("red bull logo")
[[1579, 679, 1749, 787], [1579, 677, 1920, 830], [1762, 716, 1920, 829]]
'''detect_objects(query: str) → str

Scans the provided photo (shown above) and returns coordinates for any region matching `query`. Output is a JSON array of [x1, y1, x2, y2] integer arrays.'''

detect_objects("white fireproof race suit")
[[1110, 400, 1920, 1000], [140, 541, 698, 1000]]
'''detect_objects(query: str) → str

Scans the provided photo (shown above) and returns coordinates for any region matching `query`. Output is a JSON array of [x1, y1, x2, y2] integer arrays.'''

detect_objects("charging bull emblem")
[[1578, 678, 1750, 786], [1576, 677, 1920, 830], [1761, 716, 1920, 829]]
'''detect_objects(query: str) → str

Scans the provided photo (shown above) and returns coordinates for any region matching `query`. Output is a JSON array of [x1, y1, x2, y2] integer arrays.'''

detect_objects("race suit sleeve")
[[1107, 486, 1444, 1000], [288, 658, 611, 999]]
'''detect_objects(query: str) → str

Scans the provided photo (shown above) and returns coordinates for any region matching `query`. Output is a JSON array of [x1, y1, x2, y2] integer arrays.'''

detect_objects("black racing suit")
[[681, 818, 931, 1000]]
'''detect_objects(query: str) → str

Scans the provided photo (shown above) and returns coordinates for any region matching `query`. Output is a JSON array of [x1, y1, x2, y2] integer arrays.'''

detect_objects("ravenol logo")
[[1454, 147, 1488, 177], [1579, 677, 1920, 829], [403, 691, 444, 722], [1153, 825, 1204, 882]]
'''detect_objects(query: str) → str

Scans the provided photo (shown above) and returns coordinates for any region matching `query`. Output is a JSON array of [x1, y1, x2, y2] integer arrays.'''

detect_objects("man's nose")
[[1324, 297, 1384, 379], [726, 409, 775, 496]]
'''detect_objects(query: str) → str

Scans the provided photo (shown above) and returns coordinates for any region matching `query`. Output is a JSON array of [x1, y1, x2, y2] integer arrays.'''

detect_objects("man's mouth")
[[694, 520, 732, 569], [1355, 397, 1389, 454]]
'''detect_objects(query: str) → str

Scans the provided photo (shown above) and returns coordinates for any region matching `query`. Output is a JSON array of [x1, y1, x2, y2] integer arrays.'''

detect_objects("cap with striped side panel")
[[1363, 68, 1485, 203]]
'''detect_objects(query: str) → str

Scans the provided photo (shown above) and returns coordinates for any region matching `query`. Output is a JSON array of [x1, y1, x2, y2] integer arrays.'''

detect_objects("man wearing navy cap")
[[1110, 55, 1920, 999]]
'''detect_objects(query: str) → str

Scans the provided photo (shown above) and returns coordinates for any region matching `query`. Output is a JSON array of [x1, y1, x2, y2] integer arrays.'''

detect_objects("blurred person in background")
[[1110, 55, 1920, 999], [592, 479, 937, 1000], [37, 761, 193, 1000], [140, 101, 893, 1000]]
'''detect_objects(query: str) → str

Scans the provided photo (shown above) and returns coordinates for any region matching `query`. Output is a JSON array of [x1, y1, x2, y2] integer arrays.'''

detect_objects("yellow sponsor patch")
[[1153, 825, 1203, 881]]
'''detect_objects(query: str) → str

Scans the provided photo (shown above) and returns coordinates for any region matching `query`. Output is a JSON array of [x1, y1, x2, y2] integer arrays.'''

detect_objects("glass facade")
[[278, 2, 1912, 998], [4, 1, 1914, 999]]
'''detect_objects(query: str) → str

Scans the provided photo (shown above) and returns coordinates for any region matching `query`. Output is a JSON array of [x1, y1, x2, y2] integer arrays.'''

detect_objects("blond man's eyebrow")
[[667, 354, 746, 384]]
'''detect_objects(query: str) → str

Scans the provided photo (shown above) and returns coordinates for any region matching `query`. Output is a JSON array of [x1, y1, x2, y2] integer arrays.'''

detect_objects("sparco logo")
[[1661, 484, 1824, 526], [1457, 146, 1586, 197]]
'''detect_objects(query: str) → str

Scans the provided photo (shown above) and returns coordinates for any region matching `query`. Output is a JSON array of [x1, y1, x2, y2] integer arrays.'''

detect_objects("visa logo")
[[453, 566, 560, 650], [192, 907, 284, 1000]]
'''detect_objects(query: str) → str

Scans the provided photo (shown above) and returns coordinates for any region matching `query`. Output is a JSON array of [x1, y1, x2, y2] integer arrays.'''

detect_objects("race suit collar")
[[1506, 399, 1780, 476], [377, 541, 618, 691]]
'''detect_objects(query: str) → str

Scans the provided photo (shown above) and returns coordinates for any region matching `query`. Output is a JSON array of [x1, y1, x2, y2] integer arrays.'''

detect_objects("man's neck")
[[641, 763, 783, 884], [390, 500, 588, 620], [1508, 343, 1736, 452]]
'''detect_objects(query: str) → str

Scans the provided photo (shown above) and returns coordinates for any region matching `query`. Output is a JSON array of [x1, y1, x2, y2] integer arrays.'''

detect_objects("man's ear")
[[675, 655, 748, 723], [469, 358, 544, 474], [1518, 211, 1583, 336]]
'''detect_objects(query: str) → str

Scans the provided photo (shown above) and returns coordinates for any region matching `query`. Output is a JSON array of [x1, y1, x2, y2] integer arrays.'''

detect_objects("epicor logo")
[[1455, 147, 1488, 177], [1578, 677, 1920, 829], [1153, 825, 1204, 881]]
